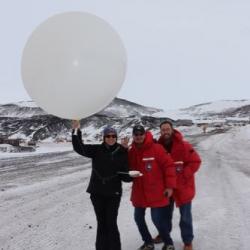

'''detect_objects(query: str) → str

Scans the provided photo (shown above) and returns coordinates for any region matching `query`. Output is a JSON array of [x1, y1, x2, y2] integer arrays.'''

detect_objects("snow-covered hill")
[[0, 98, 161, 119], [0, 98, 169, 142], [154, 99, 250, 122], [0, 98, 249, 143]]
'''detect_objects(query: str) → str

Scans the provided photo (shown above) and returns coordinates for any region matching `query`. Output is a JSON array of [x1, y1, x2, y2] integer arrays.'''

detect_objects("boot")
[[137, 243, 155, 250], [162, 244, 175, 250]]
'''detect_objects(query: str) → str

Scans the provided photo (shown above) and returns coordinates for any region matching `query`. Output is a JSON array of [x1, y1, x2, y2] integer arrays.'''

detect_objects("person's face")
[[133, 132, 145, 145], [160, 123, 173, 140], [104, 134, 117, 146]]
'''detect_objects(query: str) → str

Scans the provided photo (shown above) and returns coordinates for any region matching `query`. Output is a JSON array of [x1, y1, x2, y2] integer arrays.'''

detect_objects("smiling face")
[[133, 132, 146, 145], [160, 123, 174, 140], [104, 133, 117, 146]]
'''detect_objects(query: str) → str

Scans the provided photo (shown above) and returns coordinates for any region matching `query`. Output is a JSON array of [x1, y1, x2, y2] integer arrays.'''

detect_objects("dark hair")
[[160, 120, 173, 128], [132, 125, 145, 135]]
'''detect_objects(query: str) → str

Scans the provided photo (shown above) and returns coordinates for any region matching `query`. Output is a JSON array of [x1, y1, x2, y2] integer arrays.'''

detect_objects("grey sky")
[[0, 0, 250, 109]]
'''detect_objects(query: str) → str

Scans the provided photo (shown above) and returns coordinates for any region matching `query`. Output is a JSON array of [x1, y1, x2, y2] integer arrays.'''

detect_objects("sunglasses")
[[133, 132, 145, 136], [105, 134, 117, 138]]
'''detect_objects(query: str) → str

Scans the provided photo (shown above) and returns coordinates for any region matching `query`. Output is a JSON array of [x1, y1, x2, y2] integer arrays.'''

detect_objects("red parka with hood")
[[158, 129, 201, 207], [128, 131, 176, 208]]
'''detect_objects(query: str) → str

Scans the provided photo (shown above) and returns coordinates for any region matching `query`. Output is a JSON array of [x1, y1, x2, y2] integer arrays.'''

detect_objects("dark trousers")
[[90, 194, 121, 250], [134, 206, 174, 245], [167, 199, 194, 244]]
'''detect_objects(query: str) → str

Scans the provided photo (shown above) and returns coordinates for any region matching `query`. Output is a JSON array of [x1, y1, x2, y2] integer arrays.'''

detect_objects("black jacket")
[[72, 129, 132, 196]]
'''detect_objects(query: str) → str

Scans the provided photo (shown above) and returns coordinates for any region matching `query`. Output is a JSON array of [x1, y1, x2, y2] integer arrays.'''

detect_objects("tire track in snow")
[[194, 129, 250, 250]]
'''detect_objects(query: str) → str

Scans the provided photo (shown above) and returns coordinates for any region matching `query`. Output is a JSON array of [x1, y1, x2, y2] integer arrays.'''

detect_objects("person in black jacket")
[[72, 120, 134, 250]]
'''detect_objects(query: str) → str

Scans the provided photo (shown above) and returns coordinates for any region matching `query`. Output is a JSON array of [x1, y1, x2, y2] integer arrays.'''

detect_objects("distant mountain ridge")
[[0, 98, 162, 118], [181, 99, 250, 117], [0, 98, 165, 141], [154, 99, 250, 121], [0, 98, 249, 142]]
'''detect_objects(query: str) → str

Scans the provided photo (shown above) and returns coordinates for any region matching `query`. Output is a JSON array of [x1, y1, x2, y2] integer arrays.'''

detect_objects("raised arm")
[[71, 120, 98, 158]]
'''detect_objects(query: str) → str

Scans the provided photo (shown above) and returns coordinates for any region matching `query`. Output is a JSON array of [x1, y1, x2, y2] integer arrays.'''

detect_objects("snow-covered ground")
[[0, 125, 250, 250], [0, 142, 73, 159]]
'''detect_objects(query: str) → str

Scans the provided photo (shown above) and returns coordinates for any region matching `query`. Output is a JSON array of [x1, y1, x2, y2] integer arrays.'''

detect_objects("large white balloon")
[[21, 12, 127, 119]]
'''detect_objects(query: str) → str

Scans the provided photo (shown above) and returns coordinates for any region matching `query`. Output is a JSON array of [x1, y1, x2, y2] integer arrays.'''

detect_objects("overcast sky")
[[0, 0, 250, 110]]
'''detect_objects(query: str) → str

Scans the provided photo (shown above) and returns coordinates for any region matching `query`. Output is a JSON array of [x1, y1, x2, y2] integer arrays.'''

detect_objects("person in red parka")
[[128, 125, 176, 250], [153, 120, 201, 250]]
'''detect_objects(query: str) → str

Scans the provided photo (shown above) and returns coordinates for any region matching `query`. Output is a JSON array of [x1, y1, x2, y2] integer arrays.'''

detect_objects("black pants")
[[90, 193, 121, 250]]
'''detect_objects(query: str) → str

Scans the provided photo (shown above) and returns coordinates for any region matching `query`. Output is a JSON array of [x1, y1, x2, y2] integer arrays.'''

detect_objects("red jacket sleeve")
[[155, 144, 176, 189], [183, 141, 201, 179]]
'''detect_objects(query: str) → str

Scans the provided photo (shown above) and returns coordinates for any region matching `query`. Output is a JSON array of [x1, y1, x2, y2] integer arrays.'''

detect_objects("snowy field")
[[0, 142, 73, 159], [0, 125, 250, 250]]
